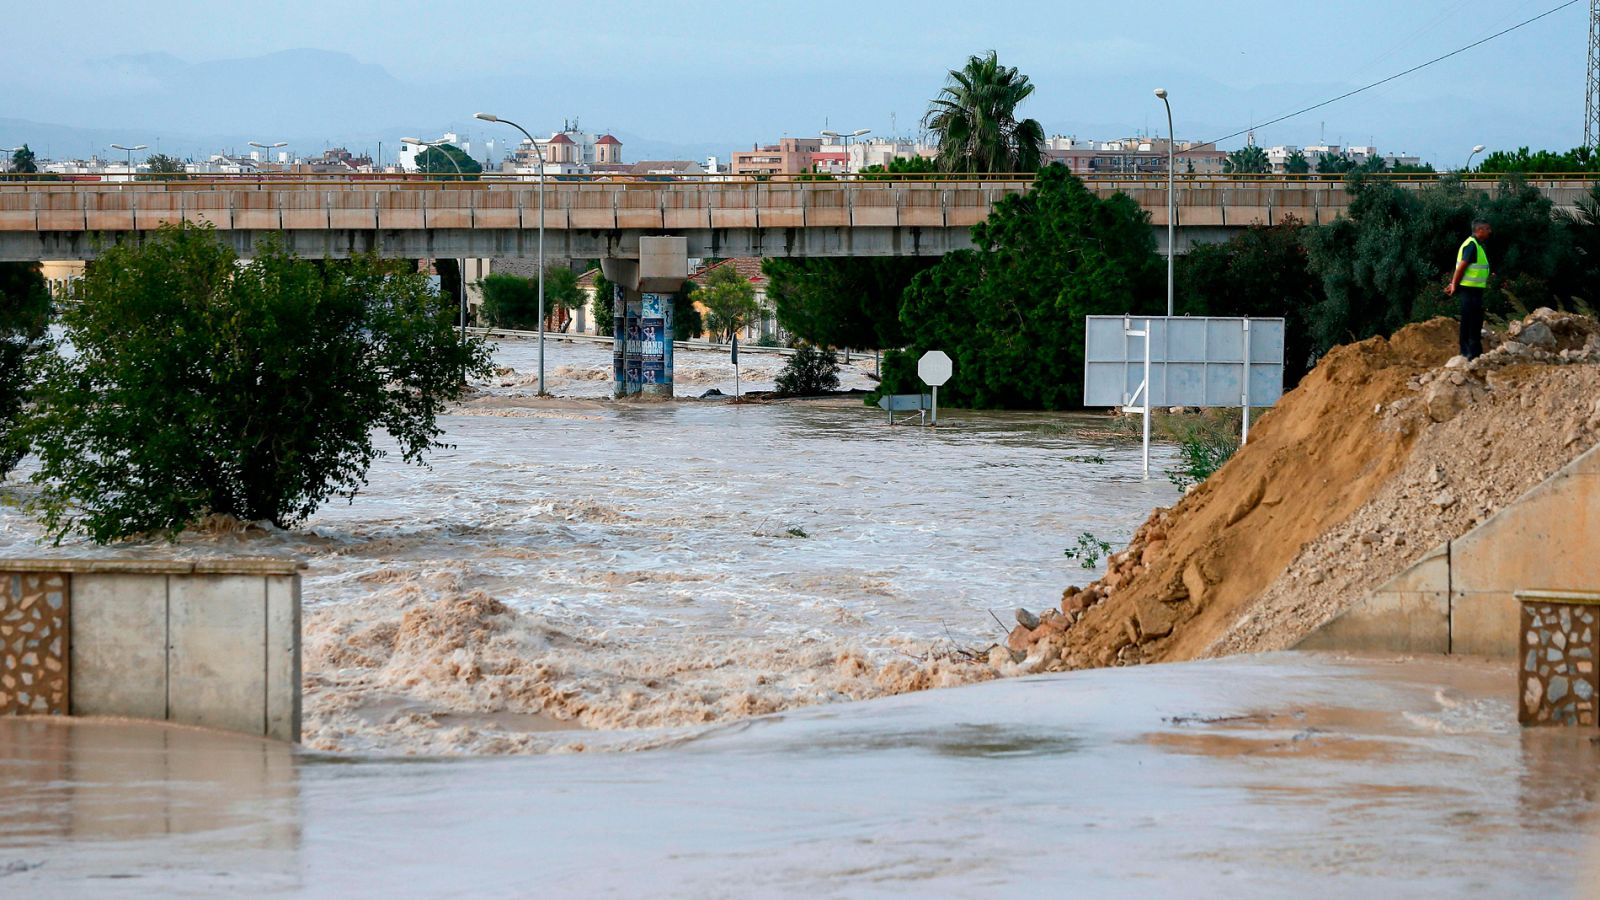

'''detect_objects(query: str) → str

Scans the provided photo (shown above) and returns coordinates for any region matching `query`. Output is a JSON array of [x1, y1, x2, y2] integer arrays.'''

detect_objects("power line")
[[1209, 0, 1583, 146]]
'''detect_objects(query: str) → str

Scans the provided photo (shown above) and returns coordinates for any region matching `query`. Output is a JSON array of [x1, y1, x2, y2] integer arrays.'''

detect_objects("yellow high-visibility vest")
[[1458, 236, 1490, 289]]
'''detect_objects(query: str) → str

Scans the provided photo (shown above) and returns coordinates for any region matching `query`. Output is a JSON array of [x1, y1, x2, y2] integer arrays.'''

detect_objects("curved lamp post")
[[1154, 89, 1174, 317], [1465, 144, 1487, 173], [110, 143, 147, 181], [404, 137, 469, 348], [248, 141, 288, 172], [820, 127, 871, 174], [475, 112, 548, 395]]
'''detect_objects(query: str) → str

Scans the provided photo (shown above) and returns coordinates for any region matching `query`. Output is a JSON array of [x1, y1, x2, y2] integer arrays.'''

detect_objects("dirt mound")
[[1001, 311, 1600, 673]]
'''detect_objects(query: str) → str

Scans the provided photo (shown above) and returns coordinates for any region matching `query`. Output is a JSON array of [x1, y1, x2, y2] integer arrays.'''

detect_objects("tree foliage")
[[25, 223, 490, 541], [477, 266, 582, 330], [1223, 145, 1270, 175], [590, 268, 615, 336], [416, 144, 483, 178], [673, 284, 704, 340], [138, 153, 187, 181], [879, 165, 1162, 409], [1175, 218, 1319, 385], [860, 156, 938, 178], [9, 145, 38, 174], [1303, 174, 1575, 355], [923, 51, 1045, 173], [774, 344, 841, 397], [0, 262, 50, 477], [698, 264, 760, 341], [763, 256, 931, 350], [1476, 146, 1596, 175], [1284, 149, 1311, 174]]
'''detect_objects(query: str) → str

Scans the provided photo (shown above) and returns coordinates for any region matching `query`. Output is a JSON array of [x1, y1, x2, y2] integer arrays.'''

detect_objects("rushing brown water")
[[0, 337, 1177, 753]]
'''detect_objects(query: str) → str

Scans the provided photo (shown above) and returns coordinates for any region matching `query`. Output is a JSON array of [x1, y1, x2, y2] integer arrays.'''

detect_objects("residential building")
[[1045, 136, 1226, 176], [730, 138, 821, 176]]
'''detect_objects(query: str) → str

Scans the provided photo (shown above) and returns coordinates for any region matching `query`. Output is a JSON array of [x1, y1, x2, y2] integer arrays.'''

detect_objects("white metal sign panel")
[[917, 350, 953, 387], [1083, 316, 1285, 408]]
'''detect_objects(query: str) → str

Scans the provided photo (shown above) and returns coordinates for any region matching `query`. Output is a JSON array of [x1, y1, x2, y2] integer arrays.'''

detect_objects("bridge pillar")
[[602, 237, 688, 400]]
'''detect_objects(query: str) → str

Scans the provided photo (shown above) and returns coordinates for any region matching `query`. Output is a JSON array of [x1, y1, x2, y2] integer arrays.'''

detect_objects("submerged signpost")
[[918, 350, 952, 426], [1083, 316, 1286, 478]]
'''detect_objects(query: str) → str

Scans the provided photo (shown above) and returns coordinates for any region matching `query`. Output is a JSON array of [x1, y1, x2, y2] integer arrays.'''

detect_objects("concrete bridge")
[[2, 174, 1591, 262]]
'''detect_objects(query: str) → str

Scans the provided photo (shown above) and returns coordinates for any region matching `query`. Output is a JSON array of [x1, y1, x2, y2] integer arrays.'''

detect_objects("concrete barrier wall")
[[1301, 441, 1600, 657], [0, 559, 302, 742]]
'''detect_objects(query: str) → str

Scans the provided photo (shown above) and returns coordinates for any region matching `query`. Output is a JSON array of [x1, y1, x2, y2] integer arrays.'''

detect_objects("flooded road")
[[0, 337, 1177, 753], [2, 654, 1595, 896]]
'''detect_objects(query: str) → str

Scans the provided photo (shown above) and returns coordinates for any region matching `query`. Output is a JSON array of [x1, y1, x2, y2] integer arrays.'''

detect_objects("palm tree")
[[923, 51, 1046, 174], [1223, 145, 1270, 175]]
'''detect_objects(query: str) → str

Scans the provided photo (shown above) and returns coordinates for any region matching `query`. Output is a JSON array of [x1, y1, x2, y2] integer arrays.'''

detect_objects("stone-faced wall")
[[1519, 592, 1600, 727], [0, 559, 302, 742], [0, 572, 69, 715]]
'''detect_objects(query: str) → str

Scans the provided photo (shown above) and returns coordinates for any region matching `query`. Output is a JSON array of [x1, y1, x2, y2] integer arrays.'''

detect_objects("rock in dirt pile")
[[1000, 309, 1600, 675]]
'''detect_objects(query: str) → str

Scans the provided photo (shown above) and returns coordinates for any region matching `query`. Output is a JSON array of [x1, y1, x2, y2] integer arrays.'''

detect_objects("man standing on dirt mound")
[[1445, 219, 1492, 359]]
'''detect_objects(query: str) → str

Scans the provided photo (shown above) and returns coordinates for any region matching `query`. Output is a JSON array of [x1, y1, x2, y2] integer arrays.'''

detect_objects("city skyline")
[[0, 0, 1588, 167]]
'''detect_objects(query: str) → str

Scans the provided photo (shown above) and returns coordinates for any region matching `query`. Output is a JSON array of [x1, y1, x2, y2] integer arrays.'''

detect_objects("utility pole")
[[1588, 0, 1600, 149]]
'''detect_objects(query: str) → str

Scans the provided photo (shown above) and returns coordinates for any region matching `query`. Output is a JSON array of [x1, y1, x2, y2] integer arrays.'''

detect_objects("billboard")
[[1083, 316, 1286, 409]]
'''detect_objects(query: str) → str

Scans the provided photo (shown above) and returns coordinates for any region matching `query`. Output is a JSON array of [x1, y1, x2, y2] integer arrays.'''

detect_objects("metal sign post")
[[731, 334, 740, 399], [1120, 316, 1153, 478], [1241, 318, 1251, 444], [917, 350, 953, 427]]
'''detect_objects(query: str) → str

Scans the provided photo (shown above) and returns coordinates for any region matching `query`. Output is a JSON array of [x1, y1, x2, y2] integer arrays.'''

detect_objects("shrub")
[[1165, 410, 1241, 491], [25, 223, 491, 542], [774, 344, 841, 397]]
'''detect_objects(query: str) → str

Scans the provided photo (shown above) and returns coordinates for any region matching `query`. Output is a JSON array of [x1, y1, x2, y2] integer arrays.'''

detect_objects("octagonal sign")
[[918, 350, 953, 387]]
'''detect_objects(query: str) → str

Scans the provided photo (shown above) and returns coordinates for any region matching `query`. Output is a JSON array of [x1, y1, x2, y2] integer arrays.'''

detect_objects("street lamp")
[[820, 128, 871, 174], [1153, 89, 1175, 317], [1465, 144, 1487, 173], [476, 112, 549, 395], [110, 143, 147, 181], [248, 141, 288, 172]]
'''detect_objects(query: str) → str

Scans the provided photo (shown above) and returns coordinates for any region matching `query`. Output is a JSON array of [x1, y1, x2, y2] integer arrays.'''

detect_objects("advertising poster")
[[641, 293, 667, 385]]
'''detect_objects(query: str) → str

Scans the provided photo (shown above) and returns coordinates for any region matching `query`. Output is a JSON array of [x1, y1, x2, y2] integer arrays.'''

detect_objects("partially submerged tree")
[[26, 223, 490, 542], [698, 264, 760, 342], [774, 344, 841, 397]]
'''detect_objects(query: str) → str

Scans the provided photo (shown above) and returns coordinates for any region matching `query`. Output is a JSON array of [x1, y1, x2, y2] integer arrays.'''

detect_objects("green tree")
[[880, 165, 1162, 409], [1316, 152, 1356, 175], [774, 344, 841, 396], [923, 51, 1046, 173], [1284, 149, 1311, 175], [860, 156, 938, 179], [1176, 218, 1319, 385], [673, 284, 704, 340], [590, 268, 615, 336], [478, 272, 539, 329], [25, 223, 489, 542], [0, 262, 50, 477], [416, 144, 483, 179], [544, 266, 584, 331], [1477, 146, 1596, 175], [1223, 145, 1270, 174], [698, 264, 760, 342], [138, 153, 187, 181], [764, 256, 929, 350], [9, 145, 38, 174]]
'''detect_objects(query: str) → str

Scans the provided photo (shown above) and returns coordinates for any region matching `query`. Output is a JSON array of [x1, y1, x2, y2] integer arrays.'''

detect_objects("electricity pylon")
[[1587, 0, 1600, 148]]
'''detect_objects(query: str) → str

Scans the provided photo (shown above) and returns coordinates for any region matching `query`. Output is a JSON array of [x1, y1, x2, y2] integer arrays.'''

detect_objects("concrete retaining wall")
[[1300, 441, 1600, 657], [0, 558, 302, 742]]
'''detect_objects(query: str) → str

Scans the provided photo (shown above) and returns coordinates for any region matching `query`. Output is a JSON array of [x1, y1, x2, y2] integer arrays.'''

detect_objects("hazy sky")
[[2, 0, 1586, 165]]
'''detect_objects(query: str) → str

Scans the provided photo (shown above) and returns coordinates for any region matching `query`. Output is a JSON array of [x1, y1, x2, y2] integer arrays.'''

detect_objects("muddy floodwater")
[[3, 654, 1597, 895], [0, 337, 1177, 753]]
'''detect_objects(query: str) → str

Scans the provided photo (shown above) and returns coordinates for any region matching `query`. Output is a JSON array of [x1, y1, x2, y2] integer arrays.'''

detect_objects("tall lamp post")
[[248, 141, 288, 172], [820, 127, 871, 174], [476, 112, 548, 395], [401, 137, 466, 177], [110, 143, 147, 181], [1465, 144, 1487, 174], [1153, 89, 1175, 317]]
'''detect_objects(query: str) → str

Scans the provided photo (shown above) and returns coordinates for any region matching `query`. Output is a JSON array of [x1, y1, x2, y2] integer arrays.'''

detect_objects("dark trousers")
[[1457, 287, 1484, 359]]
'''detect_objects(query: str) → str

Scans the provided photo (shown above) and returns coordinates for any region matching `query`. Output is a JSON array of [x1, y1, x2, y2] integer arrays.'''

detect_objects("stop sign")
[[918, 350, 952, 387]]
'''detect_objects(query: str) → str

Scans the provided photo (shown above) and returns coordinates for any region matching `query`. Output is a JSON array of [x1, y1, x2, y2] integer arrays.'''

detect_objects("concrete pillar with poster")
[[603, 237, 688, 399]]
